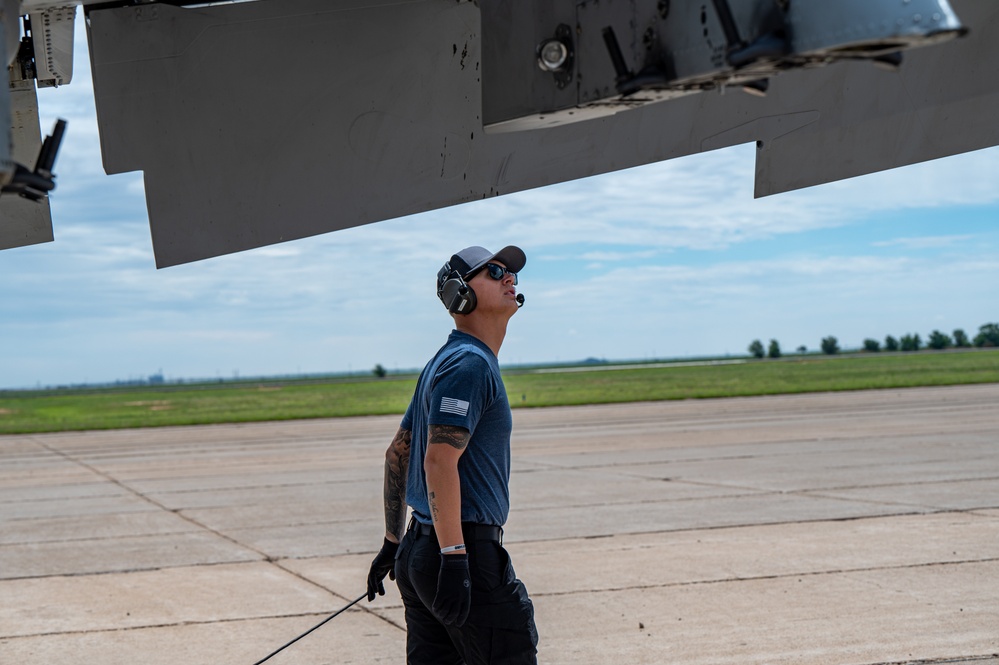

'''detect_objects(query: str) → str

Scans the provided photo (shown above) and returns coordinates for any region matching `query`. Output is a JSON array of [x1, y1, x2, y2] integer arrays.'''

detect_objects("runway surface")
[[2, 384, 998, 664]]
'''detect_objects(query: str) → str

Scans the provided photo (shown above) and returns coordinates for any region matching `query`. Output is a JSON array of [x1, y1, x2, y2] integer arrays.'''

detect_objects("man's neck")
[[454, 317, 507, 357]]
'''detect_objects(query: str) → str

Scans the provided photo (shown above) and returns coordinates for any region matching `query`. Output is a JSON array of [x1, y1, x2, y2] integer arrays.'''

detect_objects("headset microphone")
[[516, 293, 525, 308]]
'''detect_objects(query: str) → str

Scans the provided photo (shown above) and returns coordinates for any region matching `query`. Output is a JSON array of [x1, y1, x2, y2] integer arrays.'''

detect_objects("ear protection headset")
[[437, 262, 477, 315]]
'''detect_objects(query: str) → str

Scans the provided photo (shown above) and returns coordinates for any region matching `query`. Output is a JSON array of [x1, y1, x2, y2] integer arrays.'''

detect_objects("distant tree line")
[[748, 322, 999, 358]]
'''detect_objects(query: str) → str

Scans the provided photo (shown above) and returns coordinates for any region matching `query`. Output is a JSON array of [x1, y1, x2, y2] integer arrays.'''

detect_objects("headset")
[[437, 261, 526, 315], [437, 262, 477, 314]]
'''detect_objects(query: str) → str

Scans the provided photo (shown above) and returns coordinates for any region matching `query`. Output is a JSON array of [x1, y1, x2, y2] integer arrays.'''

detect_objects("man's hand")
[[367, 538, 399, 602], [432, 553, 471, 626]]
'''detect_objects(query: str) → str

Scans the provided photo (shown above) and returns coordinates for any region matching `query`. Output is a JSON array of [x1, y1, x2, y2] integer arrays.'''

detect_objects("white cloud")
[[415, 142, 999, 256], [873, 235, 976, 250], [580, 250, 660, 262]]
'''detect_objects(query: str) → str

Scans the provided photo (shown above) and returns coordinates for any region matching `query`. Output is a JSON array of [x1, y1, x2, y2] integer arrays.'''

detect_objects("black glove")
[[432, 553, 471, 627], [367, 538, 399, 602]]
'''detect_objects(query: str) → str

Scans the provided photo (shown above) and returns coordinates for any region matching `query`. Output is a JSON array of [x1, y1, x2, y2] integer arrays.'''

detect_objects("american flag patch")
[[440, 397, 470, 417]]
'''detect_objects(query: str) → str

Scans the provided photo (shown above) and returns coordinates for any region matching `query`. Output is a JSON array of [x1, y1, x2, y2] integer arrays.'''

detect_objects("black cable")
[[251, 593, 367, 665]]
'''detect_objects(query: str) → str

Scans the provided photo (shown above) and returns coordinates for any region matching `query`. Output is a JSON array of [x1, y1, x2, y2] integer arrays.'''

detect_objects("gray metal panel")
[[85, 0, 999, 268], [0, 71, 53, 251], [754, 0, 999, 195], [482, 0, 963, 130], [756, 0, 999, 196], [479, 2, 577, 129], [0, 191, 53, 250], [31, 7, 77, 88], [1, 0, 17, 65], [1, 15, 11, 182]]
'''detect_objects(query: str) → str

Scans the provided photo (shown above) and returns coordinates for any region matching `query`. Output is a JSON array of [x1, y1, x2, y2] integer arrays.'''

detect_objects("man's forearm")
[[383, 427, 412, 542], [425, 424, 469, 551], [426, 460, 463, 550]]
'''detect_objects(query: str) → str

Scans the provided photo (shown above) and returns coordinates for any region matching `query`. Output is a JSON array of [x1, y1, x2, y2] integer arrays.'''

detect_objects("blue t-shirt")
[[401, 330, 513, 527]]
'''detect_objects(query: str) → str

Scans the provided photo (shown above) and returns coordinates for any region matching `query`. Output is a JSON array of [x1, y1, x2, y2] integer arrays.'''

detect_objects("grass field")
[[1, 350, 997, 434]]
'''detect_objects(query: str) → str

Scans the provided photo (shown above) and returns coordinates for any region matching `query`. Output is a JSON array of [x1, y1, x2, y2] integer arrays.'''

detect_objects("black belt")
[[408, 516, 503, 544]]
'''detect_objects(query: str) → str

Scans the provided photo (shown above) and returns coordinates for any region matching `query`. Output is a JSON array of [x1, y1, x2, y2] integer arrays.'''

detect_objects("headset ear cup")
[[440, 277, 476, 314], [458, 284, 476, 314], [439, 279, 458, 310]]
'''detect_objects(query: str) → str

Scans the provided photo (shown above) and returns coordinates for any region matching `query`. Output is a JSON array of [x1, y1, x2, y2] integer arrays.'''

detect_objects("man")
[[367, 245, 538, 664]]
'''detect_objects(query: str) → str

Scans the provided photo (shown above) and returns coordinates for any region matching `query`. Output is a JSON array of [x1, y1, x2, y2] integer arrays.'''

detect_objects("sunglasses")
[[479, 262, 518, 285]]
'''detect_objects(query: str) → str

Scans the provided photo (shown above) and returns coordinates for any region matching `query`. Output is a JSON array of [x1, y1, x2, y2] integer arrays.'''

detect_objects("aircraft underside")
[[2, 0, 998, 266]]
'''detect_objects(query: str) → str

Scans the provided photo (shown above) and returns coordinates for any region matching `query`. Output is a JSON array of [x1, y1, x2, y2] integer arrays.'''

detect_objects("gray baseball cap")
[[446, 245, 527, 279]]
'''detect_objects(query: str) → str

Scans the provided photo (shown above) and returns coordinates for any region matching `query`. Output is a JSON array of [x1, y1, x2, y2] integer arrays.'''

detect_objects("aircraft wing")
[[83, 0, 999, 268], [4, 0, 999, 266], [1, 1, 71, 250]]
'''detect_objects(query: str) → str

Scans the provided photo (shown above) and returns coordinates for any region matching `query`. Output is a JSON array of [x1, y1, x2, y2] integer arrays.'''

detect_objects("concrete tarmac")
[[2, 384, 998, 664]]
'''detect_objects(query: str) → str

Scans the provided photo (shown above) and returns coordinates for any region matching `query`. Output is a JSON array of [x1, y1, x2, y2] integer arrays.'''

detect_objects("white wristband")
[[440, 544, 466, 554]]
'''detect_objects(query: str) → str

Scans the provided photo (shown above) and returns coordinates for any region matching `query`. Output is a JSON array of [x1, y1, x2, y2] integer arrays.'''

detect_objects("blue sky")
[[1, 17, 997, 389]]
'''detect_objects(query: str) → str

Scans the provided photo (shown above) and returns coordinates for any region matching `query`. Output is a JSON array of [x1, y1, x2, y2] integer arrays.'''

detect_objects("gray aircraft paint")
[[4, 0, 996, 265]]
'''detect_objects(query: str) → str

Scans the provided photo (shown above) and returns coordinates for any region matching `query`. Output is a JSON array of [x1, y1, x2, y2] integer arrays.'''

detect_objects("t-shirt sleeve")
[[427, 351, 494, 432], [400, 399, 414, 431]]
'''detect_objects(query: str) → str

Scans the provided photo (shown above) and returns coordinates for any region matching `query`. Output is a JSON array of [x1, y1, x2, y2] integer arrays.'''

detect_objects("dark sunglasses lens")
[[485, 263, 517, 284], [486, 264, 517, 285]]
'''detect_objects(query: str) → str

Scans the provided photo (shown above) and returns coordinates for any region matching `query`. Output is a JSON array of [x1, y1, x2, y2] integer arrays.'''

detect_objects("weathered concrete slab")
[[147, 478, 377, 512], [178, 492, 382, 533], [0, 459, 98, 485], [533, 561, 999, 665], [1, 531, 262, 579], [814, 478, 999, 512], [0, 481, 133, 504], [509, 467, 766, 508], [1, 493, 158, 521], [0, 611, 400, 665], [0, 511, 200, 546], [283, 552, 403, 611], [221, 520, 383, 560], [0, 561, 334, 637], [124, 467, 378, 494], [507, 512, 999, 596], [611, 446, 998, 493], [505, 491, 922, 542], [2, 384, 998, 664]]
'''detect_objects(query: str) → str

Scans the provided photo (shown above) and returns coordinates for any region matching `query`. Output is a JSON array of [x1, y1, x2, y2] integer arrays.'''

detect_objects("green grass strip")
[[1, 350, 997, 434], [504, 350, 999, 407]]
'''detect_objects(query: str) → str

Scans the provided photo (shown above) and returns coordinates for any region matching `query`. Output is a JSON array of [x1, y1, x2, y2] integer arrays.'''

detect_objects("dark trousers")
[[394, 522, 538, 664]]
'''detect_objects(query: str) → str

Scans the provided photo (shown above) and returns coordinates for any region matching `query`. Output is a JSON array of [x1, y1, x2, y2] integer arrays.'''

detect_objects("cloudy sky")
[[2, 14, 997, 389]]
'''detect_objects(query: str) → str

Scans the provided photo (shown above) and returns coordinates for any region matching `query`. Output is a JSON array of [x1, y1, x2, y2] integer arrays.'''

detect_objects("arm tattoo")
[[383, 428, 412, 540], [428, 424, 470, 451], [429, 491, 440, 524]]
